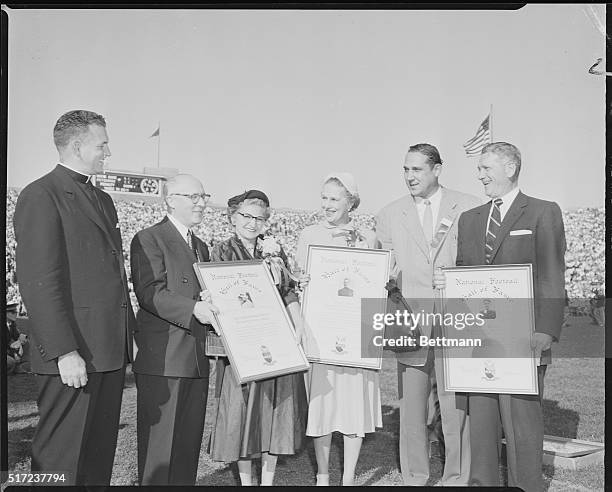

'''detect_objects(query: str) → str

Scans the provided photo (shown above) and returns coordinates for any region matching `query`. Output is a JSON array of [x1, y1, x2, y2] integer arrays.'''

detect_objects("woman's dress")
[[208, 235, 308, 462], [295, 221, 383, 438]]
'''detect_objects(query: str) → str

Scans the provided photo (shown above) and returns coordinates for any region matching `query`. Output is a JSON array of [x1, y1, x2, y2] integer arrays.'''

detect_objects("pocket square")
[[509, 229, 532, 236]]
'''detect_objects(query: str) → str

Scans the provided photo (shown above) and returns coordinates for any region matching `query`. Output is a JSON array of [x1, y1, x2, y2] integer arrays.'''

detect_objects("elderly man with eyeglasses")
[[130, 173, 218, 485]]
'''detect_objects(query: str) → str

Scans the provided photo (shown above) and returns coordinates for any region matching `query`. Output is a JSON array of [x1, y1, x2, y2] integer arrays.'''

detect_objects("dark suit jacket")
[[130, 216, 211, 378], [456, 191, 566, 362], [13, 165, 135, 374]]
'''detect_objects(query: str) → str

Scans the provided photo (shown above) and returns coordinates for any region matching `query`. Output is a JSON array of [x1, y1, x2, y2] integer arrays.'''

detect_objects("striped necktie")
[[485, 198, 503, 264]]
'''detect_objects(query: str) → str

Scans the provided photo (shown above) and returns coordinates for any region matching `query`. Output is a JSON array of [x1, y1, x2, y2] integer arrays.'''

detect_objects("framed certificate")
[[440, 264, 538, 395], [301, 245, 391, 370], [193, 260, 310, 384]]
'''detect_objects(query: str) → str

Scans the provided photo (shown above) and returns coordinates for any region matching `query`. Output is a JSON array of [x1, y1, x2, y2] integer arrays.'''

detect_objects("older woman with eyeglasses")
[[295, 173, 382, 486], [208, 190, 308, 486]]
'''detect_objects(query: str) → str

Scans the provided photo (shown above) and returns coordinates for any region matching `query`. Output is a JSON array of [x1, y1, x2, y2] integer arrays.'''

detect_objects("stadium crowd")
[[5, 188, 604, 312]]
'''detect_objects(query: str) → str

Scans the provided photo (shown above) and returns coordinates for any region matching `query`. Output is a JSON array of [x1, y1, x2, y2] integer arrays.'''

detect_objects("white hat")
[[323, 172, 358, 196]]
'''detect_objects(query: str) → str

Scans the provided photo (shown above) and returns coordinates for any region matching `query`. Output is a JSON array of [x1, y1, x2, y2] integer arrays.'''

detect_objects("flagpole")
[[489, 104, 493, 142], [157, 121, 161, 168]]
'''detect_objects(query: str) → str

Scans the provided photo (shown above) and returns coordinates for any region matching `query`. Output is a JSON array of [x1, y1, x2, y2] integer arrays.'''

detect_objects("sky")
[[4, 5, 607, 213]]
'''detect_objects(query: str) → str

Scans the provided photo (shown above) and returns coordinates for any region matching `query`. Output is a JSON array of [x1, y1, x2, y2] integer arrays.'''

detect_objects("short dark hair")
[[406, 143, 443, 168], [53, 110, 106, 150], [481, 142, 521, 180]]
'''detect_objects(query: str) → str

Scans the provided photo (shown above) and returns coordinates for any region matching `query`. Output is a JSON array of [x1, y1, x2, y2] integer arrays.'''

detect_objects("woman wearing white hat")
[[295, 173, 382, 486]]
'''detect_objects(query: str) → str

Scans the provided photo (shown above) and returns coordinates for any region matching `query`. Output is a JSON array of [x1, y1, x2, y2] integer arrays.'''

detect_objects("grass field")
[[6, 316, 604, 489]]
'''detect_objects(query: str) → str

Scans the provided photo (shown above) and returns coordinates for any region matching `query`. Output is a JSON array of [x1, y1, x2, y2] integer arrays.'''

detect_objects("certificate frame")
[[193, 259, 310, 384], [440, 263, 539, 395], [301, 244, 391, 370]]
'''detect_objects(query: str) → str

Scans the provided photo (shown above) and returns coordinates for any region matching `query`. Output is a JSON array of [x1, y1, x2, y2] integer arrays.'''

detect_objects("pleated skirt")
[[209, 360, 308, 462], [305, 362, 382, 438]]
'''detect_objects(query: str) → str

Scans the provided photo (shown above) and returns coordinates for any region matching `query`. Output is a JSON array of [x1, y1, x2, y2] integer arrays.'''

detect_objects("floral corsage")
[[257, 236, 297, 288]]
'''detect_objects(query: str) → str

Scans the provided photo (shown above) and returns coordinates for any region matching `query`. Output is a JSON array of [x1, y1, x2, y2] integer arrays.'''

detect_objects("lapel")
[[431, 189, 460, 262], [54, 166, 116, 247], [400, 196, 429, 258], [434, 188, 451, 233], [161, 216, 198, 264], [194, 235, 209, 262], [92, 189, 117, 232], [471, 203, 490, 264], [490, 191, 529, 263]]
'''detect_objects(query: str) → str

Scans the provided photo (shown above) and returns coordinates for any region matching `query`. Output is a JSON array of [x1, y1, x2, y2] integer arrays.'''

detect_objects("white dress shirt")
[[167, 214, 192, 245], [414, 186, 443, 228], [487, 186, 520, 223]]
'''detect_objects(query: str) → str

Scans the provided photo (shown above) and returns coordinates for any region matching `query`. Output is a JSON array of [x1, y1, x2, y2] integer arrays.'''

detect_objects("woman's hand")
[[297, 273, 311, 290]]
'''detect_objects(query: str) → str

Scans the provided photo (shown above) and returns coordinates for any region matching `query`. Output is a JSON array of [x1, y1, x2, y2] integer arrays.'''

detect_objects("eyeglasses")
[[170, 193, 211, 204], [237, 211, 267, 224]]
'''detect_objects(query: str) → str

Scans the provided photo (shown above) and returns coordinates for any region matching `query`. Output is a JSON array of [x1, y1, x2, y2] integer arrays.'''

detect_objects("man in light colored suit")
[[376, 143, 480, 486], [437, 142, 566, 491]]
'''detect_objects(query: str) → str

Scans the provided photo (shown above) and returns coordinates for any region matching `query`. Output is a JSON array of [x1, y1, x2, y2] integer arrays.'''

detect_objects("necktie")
[[422, 199, 433, 248], [188, 230, 201, 262], [485, 198, 503, 264]]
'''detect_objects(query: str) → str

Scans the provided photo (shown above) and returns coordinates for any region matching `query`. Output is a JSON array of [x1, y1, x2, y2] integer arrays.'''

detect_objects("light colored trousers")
[[398, 347, 470, 486]]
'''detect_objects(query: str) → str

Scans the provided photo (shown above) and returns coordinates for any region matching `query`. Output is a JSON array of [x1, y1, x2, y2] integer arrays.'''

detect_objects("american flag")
[[463, 114, 491, 156]]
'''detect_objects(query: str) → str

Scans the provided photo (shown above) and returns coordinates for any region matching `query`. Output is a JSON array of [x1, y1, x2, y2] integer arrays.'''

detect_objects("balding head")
[[163, 174, 204, 200], [162, 174, 209, 228]]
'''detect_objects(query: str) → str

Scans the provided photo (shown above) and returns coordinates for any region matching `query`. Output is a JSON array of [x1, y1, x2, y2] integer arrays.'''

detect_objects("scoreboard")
[[92, 171, 165, 197]]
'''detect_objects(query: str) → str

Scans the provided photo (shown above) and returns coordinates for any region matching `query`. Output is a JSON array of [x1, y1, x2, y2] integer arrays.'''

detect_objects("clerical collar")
[[58, 162, 91, 184]]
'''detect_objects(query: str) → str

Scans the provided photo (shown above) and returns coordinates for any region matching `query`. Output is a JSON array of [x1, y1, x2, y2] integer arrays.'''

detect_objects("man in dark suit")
[[13, 110, 135, 484], [437, 142, 566, 492], [130, 173, 218, 485]]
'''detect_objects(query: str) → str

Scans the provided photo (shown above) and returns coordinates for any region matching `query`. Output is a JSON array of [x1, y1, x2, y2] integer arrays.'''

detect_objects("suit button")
[[121, 302, 128, 308]]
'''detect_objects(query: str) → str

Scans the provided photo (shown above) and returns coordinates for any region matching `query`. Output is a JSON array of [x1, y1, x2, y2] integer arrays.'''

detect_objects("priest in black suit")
[[130, 173, 218, 485], [14, 110, 136, 485]]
